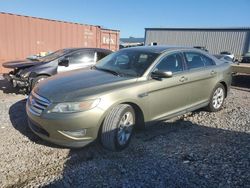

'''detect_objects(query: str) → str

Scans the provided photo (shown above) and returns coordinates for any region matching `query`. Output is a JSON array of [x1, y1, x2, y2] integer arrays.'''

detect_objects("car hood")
[[34, 69, 137, 102], [2, 59, 44, 69]]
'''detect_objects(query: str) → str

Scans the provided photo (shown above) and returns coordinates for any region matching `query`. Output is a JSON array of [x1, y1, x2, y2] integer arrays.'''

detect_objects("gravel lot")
[[0, 74, 249, 188]]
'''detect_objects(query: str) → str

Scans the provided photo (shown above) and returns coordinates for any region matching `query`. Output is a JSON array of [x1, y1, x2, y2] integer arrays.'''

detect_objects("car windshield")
[[95, 50, 159, 77], [38, 49, 71, 62]]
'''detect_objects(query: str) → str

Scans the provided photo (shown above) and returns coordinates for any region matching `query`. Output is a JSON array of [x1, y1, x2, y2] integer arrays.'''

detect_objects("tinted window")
[[155, 53, 184, 73], [202, 55, 215, 66], [69, 51, 94, 64], [185, 52, 214, 69], [185, 52, 204, 69], [97, 52, 108, 61]]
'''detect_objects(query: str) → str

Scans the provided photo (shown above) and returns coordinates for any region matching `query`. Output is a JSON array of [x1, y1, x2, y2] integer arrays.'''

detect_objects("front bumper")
[[26, 101, 105, 148], [3, 73, 12, 82], [3, 73, 29, 88]]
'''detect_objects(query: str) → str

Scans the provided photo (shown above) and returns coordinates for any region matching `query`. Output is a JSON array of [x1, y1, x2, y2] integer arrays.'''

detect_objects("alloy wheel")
[[212, 87, 224, 109], [117, 111, 134, 145]]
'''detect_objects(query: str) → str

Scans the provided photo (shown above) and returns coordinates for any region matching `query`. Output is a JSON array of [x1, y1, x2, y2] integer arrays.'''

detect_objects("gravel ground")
[[0, 75, 249, 188]]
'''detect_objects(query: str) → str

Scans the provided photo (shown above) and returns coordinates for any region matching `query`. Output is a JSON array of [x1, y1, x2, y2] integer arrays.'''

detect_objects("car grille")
[[28, 91, 50, 116]]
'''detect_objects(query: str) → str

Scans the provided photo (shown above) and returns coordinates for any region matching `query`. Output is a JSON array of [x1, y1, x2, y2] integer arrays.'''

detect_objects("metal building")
[[145, 27, 250, 57], [0, 12, 119, 73]]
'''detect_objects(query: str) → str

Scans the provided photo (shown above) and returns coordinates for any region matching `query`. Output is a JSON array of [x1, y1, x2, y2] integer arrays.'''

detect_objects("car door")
[[146, 52, 190, 121], [57, 50, 96, 73], [182, 51, 218, 108]]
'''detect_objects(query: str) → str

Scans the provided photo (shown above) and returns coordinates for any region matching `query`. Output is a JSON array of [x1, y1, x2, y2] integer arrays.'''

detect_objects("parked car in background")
[[214, 54, 236, 64], [26, 46, 232, 151], [241, 52, 250, 63], [220, 51, 235, 61], [193, 46, 208, 52], [3, 48, 112, 93]]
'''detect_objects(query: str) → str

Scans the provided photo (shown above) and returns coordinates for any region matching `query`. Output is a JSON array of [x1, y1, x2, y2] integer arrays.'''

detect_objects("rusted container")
[[0, 12, 119, 73], [100, 29, 120, 51]]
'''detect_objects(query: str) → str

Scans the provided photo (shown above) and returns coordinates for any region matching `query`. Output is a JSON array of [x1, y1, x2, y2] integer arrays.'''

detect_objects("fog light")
[[59, 129, 87, 138]]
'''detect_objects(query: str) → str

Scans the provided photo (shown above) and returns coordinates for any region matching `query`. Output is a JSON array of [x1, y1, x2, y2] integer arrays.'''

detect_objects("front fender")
[[96, 96, 148, 131], [28, 67, 56, 78]]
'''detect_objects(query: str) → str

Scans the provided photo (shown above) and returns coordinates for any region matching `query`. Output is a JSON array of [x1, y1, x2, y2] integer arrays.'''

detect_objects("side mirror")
[[58, 58, 69, 67], [151, 70, 173, 79]]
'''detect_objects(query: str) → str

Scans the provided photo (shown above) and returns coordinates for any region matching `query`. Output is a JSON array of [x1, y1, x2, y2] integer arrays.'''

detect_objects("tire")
[[101, 104, 135, 151], [31, 75, 48, 89], [206, 83, 225, 112]]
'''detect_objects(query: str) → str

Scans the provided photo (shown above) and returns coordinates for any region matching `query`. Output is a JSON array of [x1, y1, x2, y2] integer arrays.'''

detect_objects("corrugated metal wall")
[[0, 12, 119, 73], [145, 29, 250, 57]]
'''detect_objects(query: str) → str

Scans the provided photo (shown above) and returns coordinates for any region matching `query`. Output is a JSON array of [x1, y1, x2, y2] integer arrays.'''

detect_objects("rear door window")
[[184, 52, 215, 69], [202, 55, 216, 66], [184, 52, 205, 69]]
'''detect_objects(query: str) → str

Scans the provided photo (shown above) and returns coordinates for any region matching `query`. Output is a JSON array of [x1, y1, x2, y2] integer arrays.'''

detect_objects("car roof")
[[63, 47, 112, 53], [120, 45, 198, 54]]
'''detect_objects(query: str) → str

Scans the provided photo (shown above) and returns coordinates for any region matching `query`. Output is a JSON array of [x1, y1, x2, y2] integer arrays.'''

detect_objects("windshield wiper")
[[93, 66, 122, 76]]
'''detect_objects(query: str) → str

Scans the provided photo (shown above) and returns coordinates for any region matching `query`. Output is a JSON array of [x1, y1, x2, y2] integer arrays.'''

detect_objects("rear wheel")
[[31, 75, 48, 89], [101, 104, 135, 151], [207, 83, 225, 112]]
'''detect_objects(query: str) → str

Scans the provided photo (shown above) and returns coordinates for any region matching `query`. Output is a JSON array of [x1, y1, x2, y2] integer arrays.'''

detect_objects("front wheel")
[[101, 104, 135, 151], [206, 83, 225, 112]]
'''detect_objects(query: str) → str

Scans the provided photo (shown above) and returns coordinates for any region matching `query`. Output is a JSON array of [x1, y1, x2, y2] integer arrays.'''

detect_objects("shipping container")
[[0, 12, 119, 73]]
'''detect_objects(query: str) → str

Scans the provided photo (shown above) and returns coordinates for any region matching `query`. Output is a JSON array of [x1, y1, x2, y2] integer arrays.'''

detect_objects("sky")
[[0, 0, 250, 38]]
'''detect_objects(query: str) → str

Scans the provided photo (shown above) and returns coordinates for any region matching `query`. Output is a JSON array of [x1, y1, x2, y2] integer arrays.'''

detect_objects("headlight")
[[50, 99, 100, 113], [21, 71, 30, 78]]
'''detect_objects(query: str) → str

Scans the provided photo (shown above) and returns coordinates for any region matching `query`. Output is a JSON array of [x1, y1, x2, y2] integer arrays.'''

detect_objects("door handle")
[[210, 70, 217, 75], [179, 76, 186, 82]]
